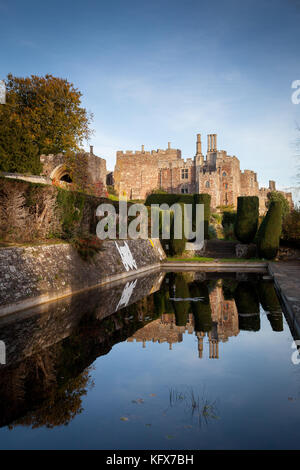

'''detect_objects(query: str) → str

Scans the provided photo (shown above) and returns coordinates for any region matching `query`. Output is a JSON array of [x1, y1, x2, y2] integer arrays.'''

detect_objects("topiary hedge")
[[256, 201, 282, 259], [194, 193, 211, 239], [234, 196, 259, 243]]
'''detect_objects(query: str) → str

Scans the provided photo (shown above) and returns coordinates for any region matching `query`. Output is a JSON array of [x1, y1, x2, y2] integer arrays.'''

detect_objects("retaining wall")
[[0, 238, 165, 316]]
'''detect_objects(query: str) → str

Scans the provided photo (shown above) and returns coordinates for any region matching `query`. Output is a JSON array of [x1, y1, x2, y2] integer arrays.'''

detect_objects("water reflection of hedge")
[[222, 279, 239, 300], [189, 282, 212, 332], [258, 282, 283, 331], [234, 282, 260, 331], [238, 314, 260, 332], [172, 274, 191, 326]]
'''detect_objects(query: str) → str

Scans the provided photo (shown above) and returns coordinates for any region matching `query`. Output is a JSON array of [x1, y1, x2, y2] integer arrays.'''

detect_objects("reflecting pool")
[[0, 270, 299, 450]]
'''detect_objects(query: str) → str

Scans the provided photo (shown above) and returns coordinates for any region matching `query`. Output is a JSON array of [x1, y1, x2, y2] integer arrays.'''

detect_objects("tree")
[[0, 74, 93, 174], [266, 191, 290, 218], [234, 196, 259, 243]]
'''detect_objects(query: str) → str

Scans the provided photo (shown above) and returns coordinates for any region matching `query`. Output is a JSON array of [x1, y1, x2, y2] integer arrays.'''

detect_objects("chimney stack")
[[141, 145, 145, 153], [90, 145, 94, 154], [168, 142, 171, 150], [207, 134, 217, 152], [196, 133, 202, 155]]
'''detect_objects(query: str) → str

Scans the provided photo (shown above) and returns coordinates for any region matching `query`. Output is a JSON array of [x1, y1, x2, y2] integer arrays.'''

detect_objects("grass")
[[167, 256, 214, 262], [167, 256, 265, 263]]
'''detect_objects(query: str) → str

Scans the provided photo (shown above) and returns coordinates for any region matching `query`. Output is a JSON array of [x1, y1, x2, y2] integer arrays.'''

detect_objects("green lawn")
[[166, 256, 264, 263]]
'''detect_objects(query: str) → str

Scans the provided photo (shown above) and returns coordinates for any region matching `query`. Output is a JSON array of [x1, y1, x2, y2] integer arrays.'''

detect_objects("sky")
[[1, 0, 300, 190]]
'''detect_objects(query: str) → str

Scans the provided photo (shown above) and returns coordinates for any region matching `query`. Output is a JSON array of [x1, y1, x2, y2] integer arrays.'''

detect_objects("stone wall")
[[113, 133, 293, 214], [40, 149, 107, 196], [0, 238, 166, 316]]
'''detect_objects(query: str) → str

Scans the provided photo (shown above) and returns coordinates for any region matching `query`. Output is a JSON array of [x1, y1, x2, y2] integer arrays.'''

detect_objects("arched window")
[[205, 181, 210, 188], [222, 171, 227, 177]]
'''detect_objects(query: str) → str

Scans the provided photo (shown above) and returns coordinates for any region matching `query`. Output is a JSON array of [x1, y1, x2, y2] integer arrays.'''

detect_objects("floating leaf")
[[166, 434, 175, 439], [145, 424, 152, 427], [120, 417, 129, 421], [149, 393, 156, 397]]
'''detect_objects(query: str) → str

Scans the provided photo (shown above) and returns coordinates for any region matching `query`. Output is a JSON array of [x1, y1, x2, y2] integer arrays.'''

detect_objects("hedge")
[[222, 211, 236, 228], [193, 194, 211, 239], [256, 201, 282, 259], [234, 196, 259, 243], [146, 192, 211, 240]]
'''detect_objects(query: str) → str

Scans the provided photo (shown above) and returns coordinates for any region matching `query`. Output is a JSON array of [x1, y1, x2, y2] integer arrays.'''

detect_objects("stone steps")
[[202, 240, 238, 259]]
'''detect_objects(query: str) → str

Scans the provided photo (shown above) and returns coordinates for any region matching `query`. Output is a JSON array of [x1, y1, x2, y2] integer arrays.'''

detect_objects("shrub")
[[256, 201, 282, 259], [222, 211, 236, 228], [169, 203, 186, 255], [71, 235, 104, 261], [223, 223, 236, 241], [234, 196, 259, 243], [281, 207, 300, 248], [266, 191, 290, 219], [194, 194, 211, 239], [145, 193, 179, 207], [208, 225, 217, 239], [56, 187, 86, 239]]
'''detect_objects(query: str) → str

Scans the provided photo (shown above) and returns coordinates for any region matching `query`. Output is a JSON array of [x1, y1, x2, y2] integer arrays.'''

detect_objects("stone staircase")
[[201, 240, 238, 259]]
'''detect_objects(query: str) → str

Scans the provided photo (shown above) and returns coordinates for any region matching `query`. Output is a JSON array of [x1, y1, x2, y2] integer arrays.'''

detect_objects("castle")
[[127, 282, 239, 359], [114, 133, 293, 214]]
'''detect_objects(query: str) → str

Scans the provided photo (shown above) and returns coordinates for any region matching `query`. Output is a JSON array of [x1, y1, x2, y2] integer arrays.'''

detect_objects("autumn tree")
[[266, 191, 290, 218], [0, 74, 93, 174]]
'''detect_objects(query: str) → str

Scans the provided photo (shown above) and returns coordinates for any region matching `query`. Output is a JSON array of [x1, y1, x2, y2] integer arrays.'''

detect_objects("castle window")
[[224, 183, 228, 189], [181, 168, 189, 179], [181, 185, 188, 193], [205, 181, 210, 188], [222, 171, 227, 177]]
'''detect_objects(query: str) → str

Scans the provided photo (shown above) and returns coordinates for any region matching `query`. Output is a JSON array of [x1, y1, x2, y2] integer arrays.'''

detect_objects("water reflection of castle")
[[127, 284, 239, 359]]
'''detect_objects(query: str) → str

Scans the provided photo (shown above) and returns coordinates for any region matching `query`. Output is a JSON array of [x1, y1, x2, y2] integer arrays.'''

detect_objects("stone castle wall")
[[113, 134, 293, 214], [0, 238, 166, 316], [40, 147, 107, 196]]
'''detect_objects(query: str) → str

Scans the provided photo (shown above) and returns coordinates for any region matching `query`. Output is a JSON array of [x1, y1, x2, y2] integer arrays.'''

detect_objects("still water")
[[0, 270, 299, 450]]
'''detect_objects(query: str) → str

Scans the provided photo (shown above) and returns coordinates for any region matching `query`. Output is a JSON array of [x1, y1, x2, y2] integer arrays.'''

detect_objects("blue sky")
[[1, 0, 300, 190]]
